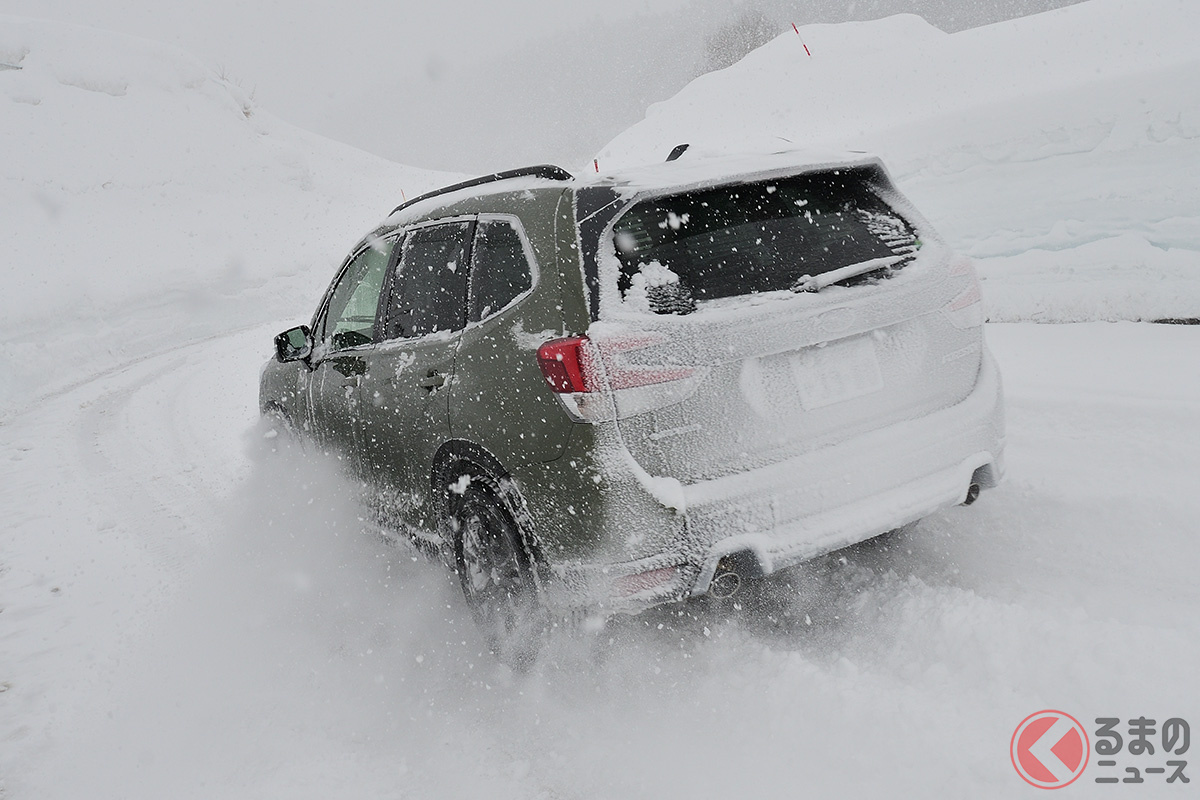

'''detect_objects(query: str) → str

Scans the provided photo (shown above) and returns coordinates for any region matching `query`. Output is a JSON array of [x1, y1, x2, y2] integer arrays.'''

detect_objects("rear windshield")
[[610, 169, 919, 314]]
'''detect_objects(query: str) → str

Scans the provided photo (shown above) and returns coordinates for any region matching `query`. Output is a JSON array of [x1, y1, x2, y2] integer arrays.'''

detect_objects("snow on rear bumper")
[[546, 347, 1004, 614], [684, 346, 1005, 594]]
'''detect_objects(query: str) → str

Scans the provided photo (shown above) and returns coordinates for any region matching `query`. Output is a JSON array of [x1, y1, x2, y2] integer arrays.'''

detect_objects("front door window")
[[321, 240, 394, 350]]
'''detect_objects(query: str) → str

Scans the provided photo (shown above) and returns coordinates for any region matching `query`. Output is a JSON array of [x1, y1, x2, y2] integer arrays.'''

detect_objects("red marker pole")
[[594, 159, 599, 173], [791, 22, 812, 56]]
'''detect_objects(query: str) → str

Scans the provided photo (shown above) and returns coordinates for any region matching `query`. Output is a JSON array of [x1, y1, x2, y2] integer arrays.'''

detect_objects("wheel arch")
[[431, 439, 545, 575]]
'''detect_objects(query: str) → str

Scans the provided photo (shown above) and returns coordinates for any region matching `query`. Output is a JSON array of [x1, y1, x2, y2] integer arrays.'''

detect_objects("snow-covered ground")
[[4, 319, 1197, 798], [2, 3, 1198, 798], [597, 0, 1200, 323]]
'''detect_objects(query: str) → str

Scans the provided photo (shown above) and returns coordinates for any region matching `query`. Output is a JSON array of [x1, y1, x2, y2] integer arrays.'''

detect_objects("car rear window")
[[610, 168, 919, 314]]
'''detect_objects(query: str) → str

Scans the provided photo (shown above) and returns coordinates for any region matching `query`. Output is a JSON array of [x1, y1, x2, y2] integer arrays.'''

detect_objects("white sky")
[[0, 1, 688, 133]]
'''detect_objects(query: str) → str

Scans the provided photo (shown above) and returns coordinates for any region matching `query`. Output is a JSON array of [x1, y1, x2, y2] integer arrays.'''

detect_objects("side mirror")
[[274, 325, 313, 363]]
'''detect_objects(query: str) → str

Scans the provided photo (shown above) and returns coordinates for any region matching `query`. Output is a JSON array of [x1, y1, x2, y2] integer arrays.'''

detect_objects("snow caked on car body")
[[260, 150, 1005, 665]]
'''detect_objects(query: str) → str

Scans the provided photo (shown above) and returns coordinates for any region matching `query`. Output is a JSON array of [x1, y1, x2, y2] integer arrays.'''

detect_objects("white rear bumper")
[[683, 347, 1005, 594]]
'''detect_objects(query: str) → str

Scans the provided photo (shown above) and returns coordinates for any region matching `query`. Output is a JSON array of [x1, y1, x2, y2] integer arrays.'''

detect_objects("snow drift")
[[596, 0, 1200, 322], [0, 16, 456, 416]]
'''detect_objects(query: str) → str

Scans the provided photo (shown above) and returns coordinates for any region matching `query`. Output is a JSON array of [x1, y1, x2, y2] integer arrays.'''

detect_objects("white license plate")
[[789, 335, 884, 410]]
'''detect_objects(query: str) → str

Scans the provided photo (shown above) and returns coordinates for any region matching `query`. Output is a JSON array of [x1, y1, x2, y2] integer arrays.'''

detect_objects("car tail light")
[[595, 333, 695, 390], [942, 258, 984, 329], [536, 334, 703, 423], [536, 336, 593, 393], [948, 255, 974, 278], [612, 565, 680, 598], [943, 283, 983, 329]]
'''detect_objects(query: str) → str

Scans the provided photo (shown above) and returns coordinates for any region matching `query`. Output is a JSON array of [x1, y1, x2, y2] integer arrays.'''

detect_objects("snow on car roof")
[[582, 148, 887, 197], [381, 148, 886, 232]]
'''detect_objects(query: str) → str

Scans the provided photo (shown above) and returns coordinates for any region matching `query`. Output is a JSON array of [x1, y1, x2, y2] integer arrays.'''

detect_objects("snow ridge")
[[0, 15, 457, 415]]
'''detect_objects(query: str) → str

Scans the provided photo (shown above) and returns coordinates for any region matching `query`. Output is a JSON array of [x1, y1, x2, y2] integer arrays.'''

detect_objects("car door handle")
[[419, 370, 446, 390]]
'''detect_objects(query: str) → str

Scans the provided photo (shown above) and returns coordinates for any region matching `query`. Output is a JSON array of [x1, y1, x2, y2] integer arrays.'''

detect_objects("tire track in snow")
[[0, 322, 277, 795]]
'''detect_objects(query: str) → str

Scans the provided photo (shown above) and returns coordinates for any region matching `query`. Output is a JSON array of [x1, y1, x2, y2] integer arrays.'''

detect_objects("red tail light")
[[613, 565, 680, 598], [537, 333, 703, 422], [594, 333, 695, 389], [537, 336, 592, 393], [537, 334, 695, 394]]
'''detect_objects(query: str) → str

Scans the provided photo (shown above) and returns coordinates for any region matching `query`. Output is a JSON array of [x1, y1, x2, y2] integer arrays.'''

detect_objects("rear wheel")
[[449, 483, 544, 670]]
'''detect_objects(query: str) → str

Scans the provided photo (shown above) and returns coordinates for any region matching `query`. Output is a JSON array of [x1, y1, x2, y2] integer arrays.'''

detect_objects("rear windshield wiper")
[[790, 254, 909, 294]]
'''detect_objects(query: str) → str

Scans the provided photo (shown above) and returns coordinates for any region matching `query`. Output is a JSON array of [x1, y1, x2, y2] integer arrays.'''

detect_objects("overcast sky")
[[1, 0, 1081, 173], [0, 1, 689, 131]]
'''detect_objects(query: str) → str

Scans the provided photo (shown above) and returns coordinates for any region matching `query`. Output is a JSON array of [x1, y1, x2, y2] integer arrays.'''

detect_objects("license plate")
[[790, 335, 884, 410]]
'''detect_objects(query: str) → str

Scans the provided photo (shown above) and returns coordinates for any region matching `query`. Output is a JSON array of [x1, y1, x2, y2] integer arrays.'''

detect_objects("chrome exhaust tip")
[[708, 552, 760, 599], [709, 568, 742, 599]]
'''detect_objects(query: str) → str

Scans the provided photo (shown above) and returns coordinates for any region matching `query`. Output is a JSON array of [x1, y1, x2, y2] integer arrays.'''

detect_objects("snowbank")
[[0, 16, 457, 415], [596, 0, 1200, 322]]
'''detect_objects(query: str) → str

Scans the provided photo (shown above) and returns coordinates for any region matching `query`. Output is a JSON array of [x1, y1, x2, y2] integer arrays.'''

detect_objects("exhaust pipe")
[[707, 552, 763, 599], [709, 566, 742, 599], [961, 482, 981, 506]]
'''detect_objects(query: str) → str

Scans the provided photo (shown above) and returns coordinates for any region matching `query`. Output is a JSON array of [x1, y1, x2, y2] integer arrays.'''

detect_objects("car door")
[[308, 237, 398, 467], [359, 219, 473, 527], [450, 215, 571, 464]]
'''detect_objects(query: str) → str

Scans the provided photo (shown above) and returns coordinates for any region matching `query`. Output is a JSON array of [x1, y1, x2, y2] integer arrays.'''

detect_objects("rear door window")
[[611, 169, 919, 313], [468, 219, 533, 322], [382, 221, 472, 340]]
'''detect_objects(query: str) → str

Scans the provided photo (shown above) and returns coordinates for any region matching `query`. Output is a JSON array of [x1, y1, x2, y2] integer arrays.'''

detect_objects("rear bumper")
[[546, 347, 1005, 614], [684, 346, 1005, 595]]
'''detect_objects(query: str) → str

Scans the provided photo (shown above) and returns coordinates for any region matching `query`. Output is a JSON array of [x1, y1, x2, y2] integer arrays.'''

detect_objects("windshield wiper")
[[791, 254, 909, 294]]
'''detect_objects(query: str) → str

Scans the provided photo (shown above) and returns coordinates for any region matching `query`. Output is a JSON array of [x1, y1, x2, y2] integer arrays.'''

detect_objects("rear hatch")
[[577, 163, 984, 485]]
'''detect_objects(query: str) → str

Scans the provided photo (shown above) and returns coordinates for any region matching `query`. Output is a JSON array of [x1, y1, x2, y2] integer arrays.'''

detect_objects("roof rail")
[[390, 164, 573, 215]]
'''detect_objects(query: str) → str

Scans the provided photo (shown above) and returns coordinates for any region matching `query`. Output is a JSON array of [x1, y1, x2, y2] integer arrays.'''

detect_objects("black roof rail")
[[390, 164, 573, 215]]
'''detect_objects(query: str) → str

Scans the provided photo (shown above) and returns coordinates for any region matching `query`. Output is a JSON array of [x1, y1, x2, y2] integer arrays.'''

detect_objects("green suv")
[[260, 153, 1005, 664]]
